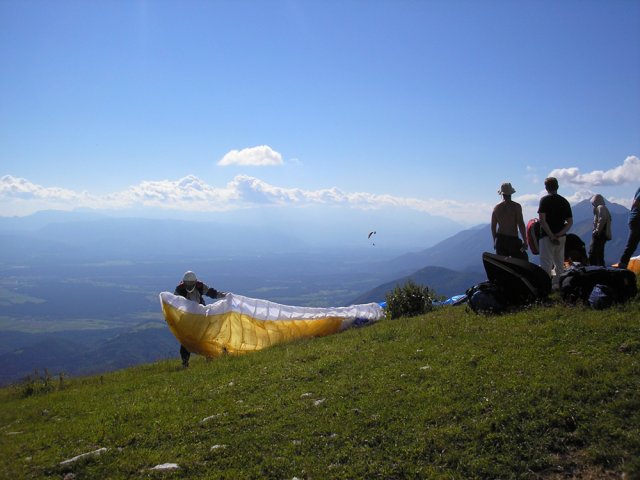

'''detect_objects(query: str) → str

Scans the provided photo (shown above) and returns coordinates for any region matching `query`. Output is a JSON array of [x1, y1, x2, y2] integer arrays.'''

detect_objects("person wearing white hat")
[[491, 182, 528, 260], [173, 271, 227, 367]]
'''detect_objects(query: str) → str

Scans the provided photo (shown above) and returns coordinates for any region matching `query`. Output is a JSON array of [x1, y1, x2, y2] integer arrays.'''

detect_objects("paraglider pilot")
[[174, 271, 226, 367]]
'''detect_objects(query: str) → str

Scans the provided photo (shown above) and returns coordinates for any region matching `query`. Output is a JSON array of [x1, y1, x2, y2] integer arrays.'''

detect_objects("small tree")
[[385, 280, 435, 319]]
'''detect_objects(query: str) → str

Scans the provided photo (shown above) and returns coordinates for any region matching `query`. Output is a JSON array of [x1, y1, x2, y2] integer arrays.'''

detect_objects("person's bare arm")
[[491, 210, 498, 243]]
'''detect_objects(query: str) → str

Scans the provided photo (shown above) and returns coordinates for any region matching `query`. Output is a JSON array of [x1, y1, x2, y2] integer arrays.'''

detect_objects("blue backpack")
[[588, 284, 613, 310]]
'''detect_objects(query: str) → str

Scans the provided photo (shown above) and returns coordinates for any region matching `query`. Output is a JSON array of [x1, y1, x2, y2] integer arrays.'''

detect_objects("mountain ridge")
[[0, 199, 636, 386], [354, 199, 632, 304], [351, 265, 486, 304], [388, 199, 630, 273]]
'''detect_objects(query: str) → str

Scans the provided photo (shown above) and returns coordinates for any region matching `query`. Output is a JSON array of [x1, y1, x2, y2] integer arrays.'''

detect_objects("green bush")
[[384, 280, 435, 319], [16, 369, 65, 398]]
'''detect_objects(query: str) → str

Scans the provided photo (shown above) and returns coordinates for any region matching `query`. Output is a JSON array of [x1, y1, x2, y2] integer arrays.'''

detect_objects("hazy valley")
[[0, 199, 632, 384]]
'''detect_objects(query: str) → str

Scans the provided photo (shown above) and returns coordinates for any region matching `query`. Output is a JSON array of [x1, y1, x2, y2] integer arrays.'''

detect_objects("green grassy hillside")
[[1, 299, 639, 479]]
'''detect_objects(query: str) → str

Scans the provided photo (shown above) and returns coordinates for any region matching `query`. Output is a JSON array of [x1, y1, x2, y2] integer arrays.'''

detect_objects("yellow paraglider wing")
[[159, 292, 384, 357]]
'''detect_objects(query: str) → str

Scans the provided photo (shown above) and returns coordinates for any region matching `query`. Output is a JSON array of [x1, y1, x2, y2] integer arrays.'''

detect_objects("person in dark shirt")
[[537, 177, 573, 287], [616, 186, 640, 269], [173, 271, 226, 367]]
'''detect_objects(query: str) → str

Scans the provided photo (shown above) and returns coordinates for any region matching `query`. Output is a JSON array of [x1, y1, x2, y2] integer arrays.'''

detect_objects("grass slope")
[[1, 301, 639, 479]]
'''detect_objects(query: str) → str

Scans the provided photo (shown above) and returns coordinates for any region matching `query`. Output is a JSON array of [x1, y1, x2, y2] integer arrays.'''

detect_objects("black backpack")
[[559, 266, 638, 306], [564, 233, 588, 264], [466, 281, 508, 314]]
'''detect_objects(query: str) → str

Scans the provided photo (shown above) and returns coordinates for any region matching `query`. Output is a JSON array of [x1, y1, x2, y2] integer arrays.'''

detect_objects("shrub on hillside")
[[385, 280, 435, 319]]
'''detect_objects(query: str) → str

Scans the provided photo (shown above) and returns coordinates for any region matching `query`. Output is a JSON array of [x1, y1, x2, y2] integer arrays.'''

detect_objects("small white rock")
[[201, 413, 225, 423], [60, 448, 108, 466], [150, 463, 180, 470]]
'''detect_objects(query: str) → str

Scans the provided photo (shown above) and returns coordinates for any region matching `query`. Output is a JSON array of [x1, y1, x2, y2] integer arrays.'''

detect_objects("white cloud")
[[561, 190, 634, 209], [564, 190, 599, 204], [548, 155, 640, 187], [218, 145, 284, 167], [0, 175, 89, 201], [104, 175, 241, 211], [8, 156, 639, 222], [0, 174, 493, 223], [0, 175, 102, 216], [227, 175, 494, 221]]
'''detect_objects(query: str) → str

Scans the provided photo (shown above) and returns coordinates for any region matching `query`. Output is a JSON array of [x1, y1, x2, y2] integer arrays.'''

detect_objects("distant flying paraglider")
[[368, 231, 377, 246]]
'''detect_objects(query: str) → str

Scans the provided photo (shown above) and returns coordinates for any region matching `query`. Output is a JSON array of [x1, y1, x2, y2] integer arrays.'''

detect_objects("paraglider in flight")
[[159, 292, 384, 358], [368, 231, 377, 246]]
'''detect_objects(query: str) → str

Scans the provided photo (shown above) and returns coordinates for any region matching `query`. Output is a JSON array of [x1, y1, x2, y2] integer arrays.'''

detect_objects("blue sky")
[[1, 0, 639, 226]]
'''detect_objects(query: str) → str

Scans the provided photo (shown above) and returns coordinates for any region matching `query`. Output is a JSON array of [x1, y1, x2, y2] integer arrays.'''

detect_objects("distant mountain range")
[[386, 199, 630, 274], [0, 199, 634, 386], [0, 212, 303, 260], [351, 265, 486, 304], [353, 199, 632, 303], [0, 205, 463, 255]]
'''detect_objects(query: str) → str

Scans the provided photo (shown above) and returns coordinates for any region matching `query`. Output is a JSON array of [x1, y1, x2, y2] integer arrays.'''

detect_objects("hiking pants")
[[540, 235, 566, 286], [588, 233, 606, 267], [180, 345, 191, 366], [619, 220, 640, 267], [495, 233, 528, 261]]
